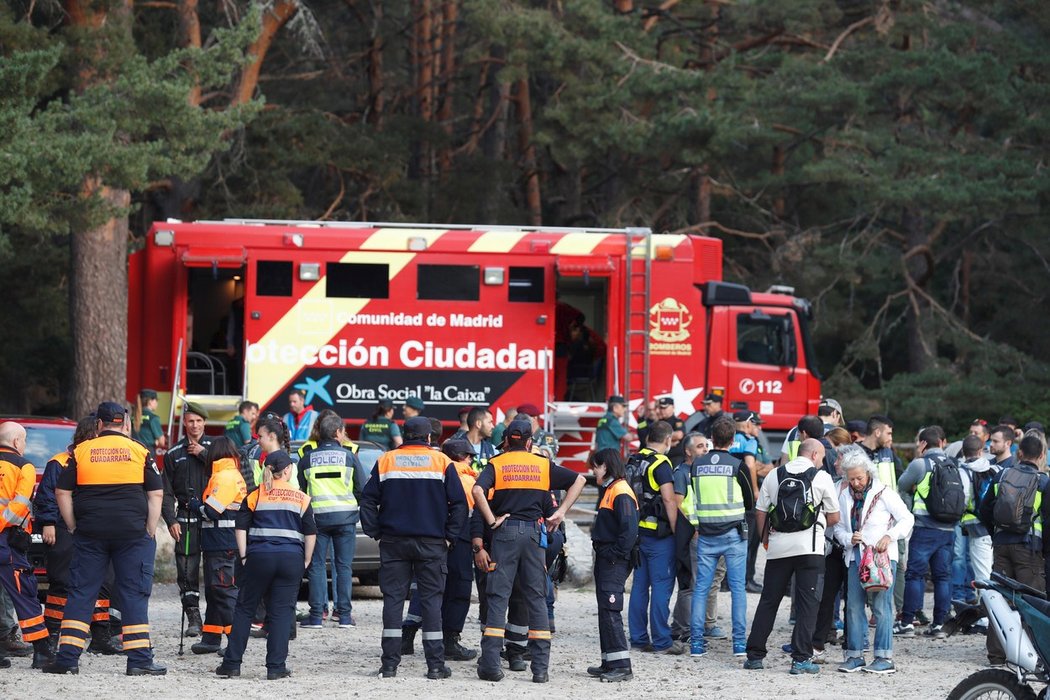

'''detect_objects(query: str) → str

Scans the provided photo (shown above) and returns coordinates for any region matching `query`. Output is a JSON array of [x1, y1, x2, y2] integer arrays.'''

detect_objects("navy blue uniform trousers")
[[55, 533, 156, 669], [223, 551, 304, 672]]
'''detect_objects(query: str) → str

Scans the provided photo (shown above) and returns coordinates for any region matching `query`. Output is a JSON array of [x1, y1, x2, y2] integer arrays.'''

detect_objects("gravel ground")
[[0, 566, 1001, 699]]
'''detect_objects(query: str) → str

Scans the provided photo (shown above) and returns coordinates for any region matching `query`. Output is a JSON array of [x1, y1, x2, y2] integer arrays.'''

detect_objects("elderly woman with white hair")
[[832, 447, 914, 675]]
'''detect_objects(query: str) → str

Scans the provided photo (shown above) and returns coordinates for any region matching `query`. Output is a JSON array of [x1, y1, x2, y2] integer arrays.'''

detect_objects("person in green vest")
[[135, 389, 166, 453], [359, 399, 402, 450], [224, 401, 258, 448], [595, 396, 629, 454]]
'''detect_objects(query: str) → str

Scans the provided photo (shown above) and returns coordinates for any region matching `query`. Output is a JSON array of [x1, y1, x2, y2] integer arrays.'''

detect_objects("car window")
[[22, 425, 74, 471], [356, 447, 383, 475]]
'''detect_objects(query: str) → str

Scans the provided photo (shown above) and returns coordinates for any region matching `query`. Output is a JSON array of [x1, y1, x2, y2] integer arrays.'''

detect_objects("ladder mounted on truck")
[[623, 228, 652, 406]]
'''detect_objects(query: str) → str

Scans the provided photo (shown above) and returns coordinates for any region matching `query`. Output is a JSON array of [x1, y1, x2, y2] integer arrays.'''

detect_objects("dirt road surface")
[[0, 575, 992, 699]]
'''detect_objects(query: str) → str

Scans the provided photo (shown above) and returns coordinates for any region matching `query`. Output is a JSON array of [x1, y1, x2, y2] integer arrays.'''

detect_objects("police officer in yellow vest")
[[586, 448, 638, 683], [473, 420, 585, 683], [688, 417, 754, 657], [625, 421, 682, 654], [297, 414, 364, 629]]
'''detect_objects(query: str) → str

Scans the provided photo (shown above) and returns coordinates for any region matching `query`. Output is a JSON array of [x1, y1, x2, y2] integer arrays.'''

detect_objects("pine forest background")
[[1, 0, 1048, 436]]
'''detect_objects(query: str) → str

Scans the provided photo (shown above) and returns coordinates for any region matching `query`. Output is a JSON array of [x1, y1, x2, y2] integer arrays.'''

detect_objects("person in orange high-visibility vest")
[[45, 403, 167, 676], [190, 437, 248, 655], [586, 448, 639, 683], [0, 421, 50, 670], [472, 420, 586, 684]]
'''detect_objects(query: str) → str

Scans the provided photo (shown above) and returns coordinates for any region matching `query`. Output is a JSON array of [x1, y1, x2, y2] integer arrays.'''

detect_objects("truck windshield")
[[737, 313, 794, 367]]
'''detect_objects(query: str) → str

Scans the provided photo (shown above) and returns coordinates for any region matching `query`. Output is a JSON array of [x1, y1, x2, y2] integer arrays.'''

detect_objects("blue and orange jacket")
[[359, 442, 467, 541], [35, 450, 71, 528], [239, 479, 315, 555]]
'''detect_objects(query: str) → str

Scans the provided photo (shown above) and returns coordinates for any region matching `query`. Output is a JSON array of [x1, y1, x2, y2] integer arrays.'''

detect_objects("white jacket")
[[832, 480, 914, 566]]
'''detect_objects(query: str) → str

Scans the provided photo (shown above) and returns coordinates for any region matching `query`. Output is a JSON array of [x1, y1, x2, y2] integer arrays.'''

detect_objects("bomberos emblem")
[[649, 298, 692, 343]]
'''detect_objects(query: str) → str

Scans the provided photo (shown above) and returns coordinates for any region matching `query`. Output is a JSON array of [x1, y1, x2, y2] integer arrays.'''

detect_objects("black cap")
[[441, 438, 475, 460], [404, 416, 433, 440], [656, 396, 674, 407], [458, 406, 475, 417], [265, 450, 294, 472], [505, 419, 533, 441], [846, 419, 868, 435], [96, 401, 127, 424], [377, 398, 393, 410], [607, 395, 626, 405], [1024, 421, 1045, 433], [703, 393, 722, 404], [405, 395, 425, 411], [732, 409, 763, 424], [140, 389, 158, 400]]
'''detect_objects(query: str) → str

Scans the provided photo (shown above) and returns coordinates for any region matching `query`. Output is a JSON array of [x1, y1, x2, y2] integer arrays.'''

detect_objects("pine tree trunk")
[[70, 182, 131, 416], [367, 0, 385, 126], [515, 77, 542, 225]]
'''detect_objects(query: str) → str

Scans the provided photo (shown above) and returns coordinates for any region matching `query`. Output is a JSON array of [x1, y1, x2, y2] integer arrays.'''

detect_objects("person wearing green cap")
[[401, 395, 425, 423], [161, 402, 213, 638], [135, 389, 166, 454]]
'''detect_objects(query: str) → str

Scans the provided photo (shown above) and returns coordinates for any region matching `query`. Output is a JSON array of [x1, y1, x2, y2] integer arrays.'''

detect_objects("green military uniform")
[[138, 408, 164, 448], [595, 411, 627, 452], [358, 417, 401, 451], [224, 414, 253, 447]]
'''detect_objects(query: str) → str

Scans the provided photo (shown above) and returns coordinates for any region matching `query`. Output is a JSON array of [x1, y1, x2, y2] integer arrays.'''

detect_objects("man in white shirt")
[[743, 439, 841, 675]]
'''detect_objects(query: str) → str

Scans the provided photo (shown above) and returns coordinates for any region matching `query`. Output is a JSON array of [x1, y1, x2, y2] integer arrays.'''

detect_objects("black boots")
[[184, 608, 203, 637], [443, 632, 477, 661], [87, 623, 124, 655], [31, 639, 53, 670], [401, 624, 418, 655]]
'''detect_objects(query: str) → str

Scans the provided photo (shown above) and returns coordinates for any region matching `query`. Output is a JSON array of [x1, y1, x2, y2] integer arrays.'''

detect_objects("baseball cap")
[[1024, 421, 1045, 434], [441, 438, 475, 460], [516, 403, 540, 417], [183, 402, 209, 420], [403, 416, 432, 439], [264, 450, 293, 472], [377, 398, 393, 410], [95, 401, 127, 424], [139, 389, 158, 400], [656, 396, 674, 408], [457, 406, 474, 418], [846, 419, 868, 435], [703, 393, 722, 404], [405, 395, 425, 411], [607, 395, 626, 406], [733, 410, 761, 424], [505, 419, 533, 441], [819, 398, 843, 415]]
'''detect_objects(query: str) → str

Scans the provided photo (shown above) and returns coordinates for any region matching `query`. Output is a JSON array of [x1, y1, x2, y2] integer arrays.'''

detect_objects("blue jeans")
[[308, 523, 356, 618], [628, 535, 675, 650], [689, 529, 748, 646], [903, 527, 954, 625], [846, 557, 896, 660], [952, 525, 975, 602]]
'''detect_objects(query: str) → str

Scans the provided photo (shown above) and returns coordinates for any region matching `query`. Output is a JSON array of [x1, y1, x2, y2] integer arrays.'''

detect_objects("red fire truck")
[[127, 220, 822, 467]]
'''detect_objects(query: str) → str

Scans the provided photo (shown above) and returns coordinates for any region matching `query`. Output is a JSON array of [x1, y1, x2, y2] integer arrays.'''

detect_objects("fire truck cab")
[[128, 220, 821, 467]]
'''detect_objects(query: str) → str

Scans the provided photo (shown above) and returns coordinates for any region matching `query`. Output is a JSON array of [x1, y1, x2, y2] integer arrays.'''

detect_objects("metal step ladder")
[[623, 228, 652, 407]]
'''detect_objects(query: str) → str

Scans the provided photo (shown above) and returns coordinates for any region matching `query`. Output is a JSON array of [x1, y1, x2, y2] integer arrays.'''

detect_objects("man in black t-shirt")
[[472, 420, 585, 683], [46, 402, 166, 676]]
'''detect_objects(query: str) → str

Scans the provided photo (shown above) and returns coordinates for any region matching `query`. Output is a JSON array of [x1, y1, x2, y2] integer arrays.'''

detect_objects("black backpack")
[[769, 466, 820, 533], [993, 467, 1042, 534], [923, 454, 967, 523], [625, 450, 654, 503]]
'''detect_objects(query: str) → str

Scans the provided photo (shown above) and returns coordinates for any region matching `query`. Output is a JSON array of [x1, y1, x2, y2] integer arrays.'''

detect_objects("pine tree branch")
[[822, 16, 874, 63]]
